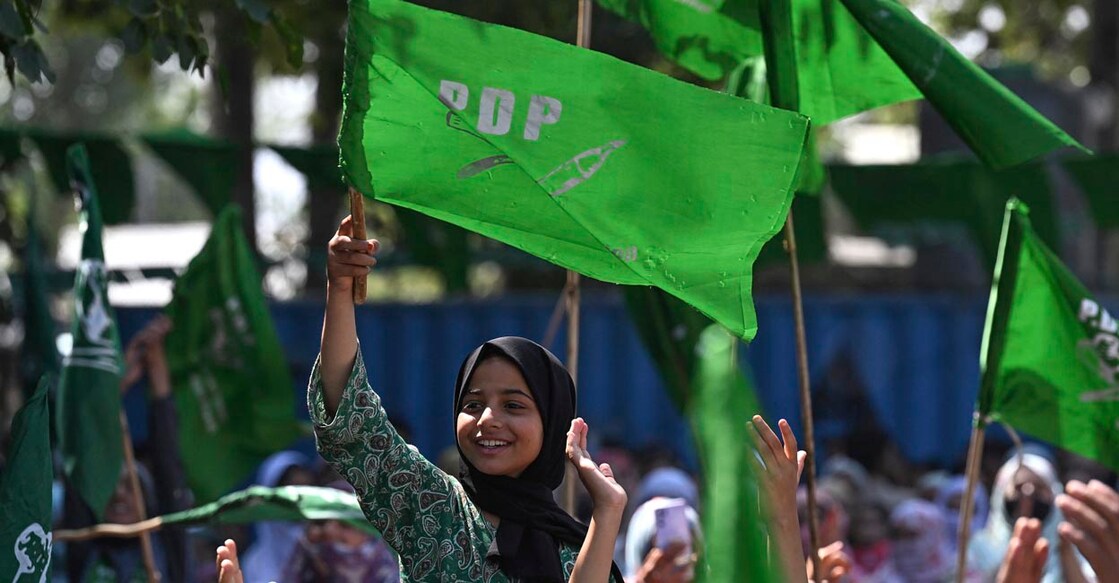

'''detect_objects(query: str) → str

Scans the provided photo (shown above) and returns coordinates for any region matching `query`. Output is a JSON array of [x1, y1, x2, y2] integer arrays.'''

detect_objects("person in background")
[[624, 496, 703, 583], [63, 316, 193, 583], [935, 476, 988, 559], [240, 451, 316, 583], [968, 448, 1093, 583], [889, 499, 955, 583], [277, 480, 400, 583]]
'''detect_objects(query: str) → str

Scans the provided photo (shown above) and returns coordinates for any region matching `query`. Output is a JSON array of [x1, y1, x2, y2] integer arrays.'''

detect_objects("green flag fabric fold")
[[340, 0, 810, 339], [160, 486, 378, 535], [21, 194, 59, 398], [624, 288, 774, 581], [56, 144, 126, 521], [164, 205, 303, 502], [143, 131, 239, 217], [29, 133, 136, 224], [838, 0, 1086, 169], [979, 199, 1119, 471], [0, 378, 55, 582]]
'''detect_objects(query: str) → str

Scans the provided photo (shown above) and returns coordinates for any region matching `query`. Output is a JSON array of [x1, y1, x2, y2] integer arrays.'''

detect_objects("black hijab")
[[453, 336, 622, 582]]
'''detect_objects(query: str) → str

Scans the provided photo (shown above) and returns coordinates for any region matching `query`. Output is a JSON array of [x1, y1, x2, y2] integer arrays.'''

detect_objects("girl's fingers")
[[599, 462, 614, 479], [751, 416, 783, 463], [337, 215, 353, 238], [332, 237, 380, 256], [778, 419, 798, 461], [796, 450, 807, 482]]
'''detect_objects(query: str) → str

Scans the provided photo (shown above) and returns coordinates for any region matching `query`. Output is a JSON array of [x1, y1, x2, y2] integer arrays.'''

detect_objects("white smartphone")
[[654, 499, 692, 553]]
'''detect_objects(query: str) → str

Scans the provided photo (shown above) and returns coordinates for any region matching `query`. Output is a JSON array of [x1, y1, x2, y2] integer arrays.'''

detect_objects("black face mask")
[[1004, 496, 1053, 522]]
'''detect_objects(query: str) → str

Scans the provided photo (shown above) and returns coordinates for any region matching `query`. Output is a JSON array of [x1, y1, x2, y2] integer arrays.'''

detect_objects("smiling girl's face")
[[456, 356, 544, 478]]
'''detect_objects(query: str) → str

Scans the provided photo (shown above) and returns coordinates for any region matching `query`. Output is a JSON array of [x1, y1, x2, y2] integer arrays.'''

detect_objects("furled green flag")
[[160, 486, 378, 535], [978, 199, 1119, 471], [624, 288, 775, 581], [599, 0, 919, 125], [164, 205, 303, 502], [838, 0, 1086, 169], [340, 0, 810, 340], [0, 378, 54, 582], [56, 144, 125, 521]]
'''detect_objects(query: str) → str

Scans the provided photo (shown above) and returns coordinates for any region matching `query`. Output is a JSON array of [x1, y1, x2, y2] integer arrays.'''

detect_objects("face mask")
[[1004, 497, 1052, 523], [853, 540, 891, 572]]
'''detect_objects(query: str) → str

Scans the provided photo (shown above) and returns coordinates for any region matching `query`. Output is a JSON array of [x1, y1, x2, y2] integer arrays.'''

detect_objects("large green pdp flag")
[[340, 0, 810, 340], [0, 379, 54, 582], [56, 144, 125, 520], [164, 206, 303, 502], [598, 0, 919, 125], [979, 199, 1119, 471]]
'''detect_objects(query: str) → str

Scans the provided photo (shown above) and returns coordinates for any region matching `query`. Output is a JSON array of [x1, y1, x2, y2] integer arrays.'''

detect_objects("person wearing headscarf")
[[296, 215, 626, 582], [889, 499, 955, 583], [241, 451, 315, 583], [935, 476, 988, 556], [967, 449, 1094, 583], [624, 496, 703, 583]]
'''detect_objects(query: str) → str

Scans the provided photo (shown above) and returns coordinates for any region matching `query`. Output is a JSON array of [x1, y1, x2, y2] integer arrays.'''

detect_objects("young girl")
[[304, 215, 625, 582]]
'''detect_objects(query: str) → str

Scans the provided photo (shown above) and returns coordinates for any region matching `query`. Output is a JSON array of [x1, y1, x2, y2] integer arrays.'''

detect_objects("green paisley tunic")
[[309, 350, 599, 582]]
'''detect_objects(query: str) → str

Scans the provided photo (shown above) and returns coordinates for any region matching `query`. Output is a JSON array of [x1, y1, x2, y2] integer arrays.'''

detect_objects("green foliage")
[[0, 0, 304, 84]]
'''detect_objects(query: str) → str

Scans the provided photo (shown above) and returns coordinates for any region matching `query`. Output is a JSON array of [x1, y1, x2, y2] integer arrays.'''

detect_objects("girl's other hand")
[[327, 215, 379, 292], [566, 417, 627, 514], [216, 539, 244, 583]]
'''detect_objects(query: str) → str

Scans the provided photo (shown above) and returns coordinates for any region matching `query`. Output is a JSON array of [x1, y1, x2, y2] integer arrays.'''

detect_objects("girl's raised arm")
[[320, 215, 379, 416]]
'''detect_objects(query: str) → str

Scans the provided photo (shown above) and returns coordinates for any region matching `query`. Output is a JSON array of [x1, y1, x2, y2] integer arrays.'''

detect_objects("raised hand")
[[750, 415, 808, 583], [566, 417, 627, 513], [808, 541, 851, 583], [216, 539, 244, 583], [996, 518, 1048, 583], [327, 215, 379, 292], [1056, 479, 1119, 583]]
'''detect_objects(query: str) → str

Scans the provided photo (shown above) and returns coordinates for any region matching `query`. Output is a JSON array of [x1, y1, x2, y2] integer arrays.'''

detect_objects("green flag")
[[56, 144, 125, 521], [0, 378, 54, 582], [164, 205, 303, 502], [624, 289, 774, 581], [599, 0, 920, 125], [979, 199, 1119, 471], [838, 0, 1086, 169], [160, 486, 378, 535], [143, 131, 238, 217], [1061, 155, 1119, 230], [340, 0, 809, 340]]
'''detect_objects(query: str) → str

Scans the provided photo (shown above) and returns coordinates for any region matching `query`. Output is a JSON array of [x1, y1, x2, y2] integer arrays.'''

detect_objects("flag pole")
[[350, 188, 368, 304], [757, 0, 822, 574], [119, 411, 161, 581], [54, 517, 165, 542], [954, 416, 986, 583], [561, 0, 592, 517]]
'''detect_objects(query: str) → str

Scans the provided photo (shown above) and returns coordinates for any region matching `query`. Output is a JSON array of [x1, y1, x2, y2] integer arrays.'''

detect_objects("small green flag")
[[164, 206, 303, 502], [838, 0, 1087, 169], [599, 0, 920, 125], [160, 486, 378, 535], [624, 288, 774, 581], [979, 199, 1119, 472], [0, 378, 54, 582], [340, 0, 810, 340], [56, 144, 125, 521]]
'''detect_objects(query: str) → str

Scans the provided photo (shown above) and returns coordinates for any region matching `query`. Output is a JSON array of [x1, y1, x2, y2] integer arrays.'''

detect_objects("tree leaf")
[[176, 33, 195, 69], [120, 17, 146, 53], [0, 2, 28, 38], [235, 0, 271, 24], [12, 38, 53, 83], [151, 33, 172, 64], [127, 0, 157, 17]]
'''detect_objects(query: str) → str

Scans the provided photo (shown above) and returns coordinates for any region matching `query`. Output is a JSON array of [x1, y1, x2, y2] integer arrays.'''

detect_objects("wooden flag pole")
[[783, 211, 823, 580], [119, 411, 161, 581], [350, 188, 368, 304], [955, 417, 987, 583], [55, 517, 165, 542], [560, 0, 592, 516]]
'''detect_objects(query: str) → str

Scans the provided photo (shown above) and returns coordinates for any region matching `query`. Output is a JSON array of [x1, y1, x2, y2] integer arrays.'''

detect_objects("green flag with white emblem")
[[340, 0, 810, 340], [0, 378, 54, 582], [56, 144, 125, 520], [164, 205, 303, 502], [979, 199, 1119, 471]]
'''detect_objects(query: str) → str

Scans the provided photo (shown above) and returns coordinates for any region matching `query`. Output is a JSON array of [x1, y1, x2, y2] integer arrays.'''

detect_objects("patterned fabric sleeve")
[[308, 349, 494, 581]]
